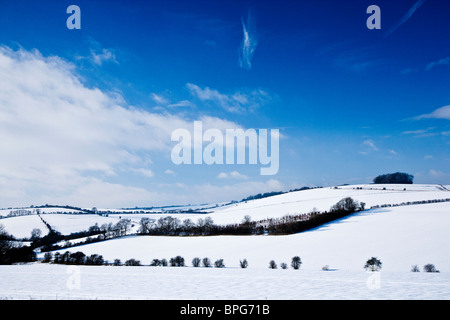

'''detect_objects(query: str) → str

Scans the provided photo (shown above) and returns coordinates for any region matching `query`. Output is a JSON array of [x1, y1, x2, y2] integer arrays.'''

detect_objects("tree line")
[[138, 197, 365, 236]]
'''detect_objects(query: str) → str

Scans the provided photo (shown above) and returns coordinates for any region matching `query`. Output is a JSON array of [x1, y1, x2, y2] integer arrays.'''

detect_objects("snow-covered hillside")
[[207, 184, 450, 225], [41, 201, 450, 273], [1, 184, 449, 238], [87, 183, 450, 226], [1, 183, 450, 300]]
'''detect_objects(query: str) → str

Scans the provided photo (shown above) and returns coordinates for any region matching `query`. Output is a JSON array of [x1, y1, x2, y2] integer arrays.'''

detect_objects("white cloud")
[[150, 93, 170, 105], [0, 46, 241, 207], [239, 10, 258, 70], [426, 56, 450, 71], [90, 48, 117, 66], [168, 100, 195, 108], [230, 171, 248, 180], [164, 169, 176, 176], [388, 149, 398, 155], [428, 169, 450, 181], [187, 83, 269, 113], [217, 171, 248, 180], [402, 128, 432, 135], [132, 168, 154, 178], [217, 172, 228, 179], [362, 139, 379, 151], [415, 105, 450, 120]]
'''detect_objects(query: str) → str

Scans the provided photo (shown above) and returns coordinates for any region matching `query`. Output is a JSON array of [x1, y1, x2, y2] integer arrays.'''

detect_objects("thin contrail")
[[384, 0, 427, 37]]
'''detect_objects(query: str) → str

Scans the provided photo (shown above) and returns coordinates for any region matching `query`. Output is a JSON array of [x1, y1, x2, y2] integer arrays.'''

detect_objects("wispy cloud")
[[415, 105, 450, 120], [150, 93, 170, 105], [132, 168, 154, 178], [330, 44, 387, 73], [385, 0, 426, 37], [187, 83, 269, 113], [402, 126, 450, 138], [363, 139, 379, 151], [217, 171, 248, 180], [164, 169, 176, 176], [239, 10, 258, 70], [402, 128, 433, 135], [75, 39, 118, 66], [426, 56, 450, 71], [90, 48, 117, 66]]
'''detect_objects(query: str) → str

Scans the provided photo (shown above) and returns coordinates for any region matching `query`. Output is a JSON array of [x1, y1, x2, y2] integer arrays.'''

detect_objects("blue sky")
[[0, 0, 449, 208]]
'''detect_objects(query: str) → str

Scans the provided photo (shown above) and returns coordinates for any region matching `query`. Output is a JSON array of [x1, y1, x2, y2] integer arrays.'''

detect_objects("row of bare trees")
[[138, 197, 365, 236]]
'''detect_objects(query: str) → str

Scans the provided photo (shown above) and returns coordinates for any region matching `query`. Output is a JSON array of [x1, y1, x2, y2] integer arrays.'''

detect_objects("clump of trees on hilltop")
[[373, 172, 413, 184]]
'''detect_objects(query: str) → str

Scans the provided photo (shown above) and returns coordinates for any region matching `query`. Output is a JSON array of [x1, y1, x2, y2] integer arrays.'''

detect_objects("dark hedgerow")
[[124, 258, 141, 266]]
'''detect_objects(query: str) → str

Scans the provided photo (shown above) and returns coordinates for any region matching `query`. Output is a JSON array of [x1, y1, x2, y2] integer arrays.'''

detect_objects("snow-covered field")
[[1, 184, 449, 299], [40, 214, 124, 235], [0, 214, 47, 239], [1, 263, 448, 300], [40, 202, 450, 272]]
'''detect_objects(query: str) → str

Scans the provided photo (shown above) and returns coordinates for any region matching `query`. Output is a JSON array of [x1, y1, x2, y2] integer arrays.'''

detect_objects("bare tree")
[[364, 257, 382, 272], [291, 256, 302, 270], [139, 218, 155, 234], [411, 265, 420, 272], [116, 219, 132, 236], [30, 228, 42, 241], [192, 257, 201, 267], [214, 259, 225, 268], [182, 218, 195, 234], [424, 264, 439, 273], [202, 257, 211, 267]]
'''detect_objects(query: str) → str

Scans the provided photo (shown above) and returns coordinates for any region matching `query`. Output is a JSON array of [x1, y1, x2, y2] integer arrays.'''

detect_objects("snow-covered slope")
[[103, 184, 449, 226], [0, 214, 48, 239], [41, 201, 450, 273], [1, 184, 449, 238], [40, 214, 124, 235], [3, 184, 450, 300], [207, 184, 450, 224]]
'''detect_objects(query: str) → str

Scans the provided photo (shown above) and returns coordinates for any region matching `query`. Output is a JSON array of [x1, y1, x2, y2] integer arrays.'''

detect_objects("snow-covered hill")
[[1, 184, 449, 238], [41, 201, 450, 273], [82, 183, 449, 226], [1, 183, 450, 299], [206, 184, 450, 224]]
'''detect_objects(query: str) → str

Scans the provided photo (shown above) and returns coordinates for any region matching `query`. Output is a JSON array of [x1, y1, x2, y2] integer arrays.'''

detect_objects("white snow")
[[39, 213, 126, 235], [206, 184, 450, 225], [0, 264, 449, 300], [41, 202, 450, 273], [101, 184, 450, 226], [1, 184, 450, 299], [0, 214, 48, 239]]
